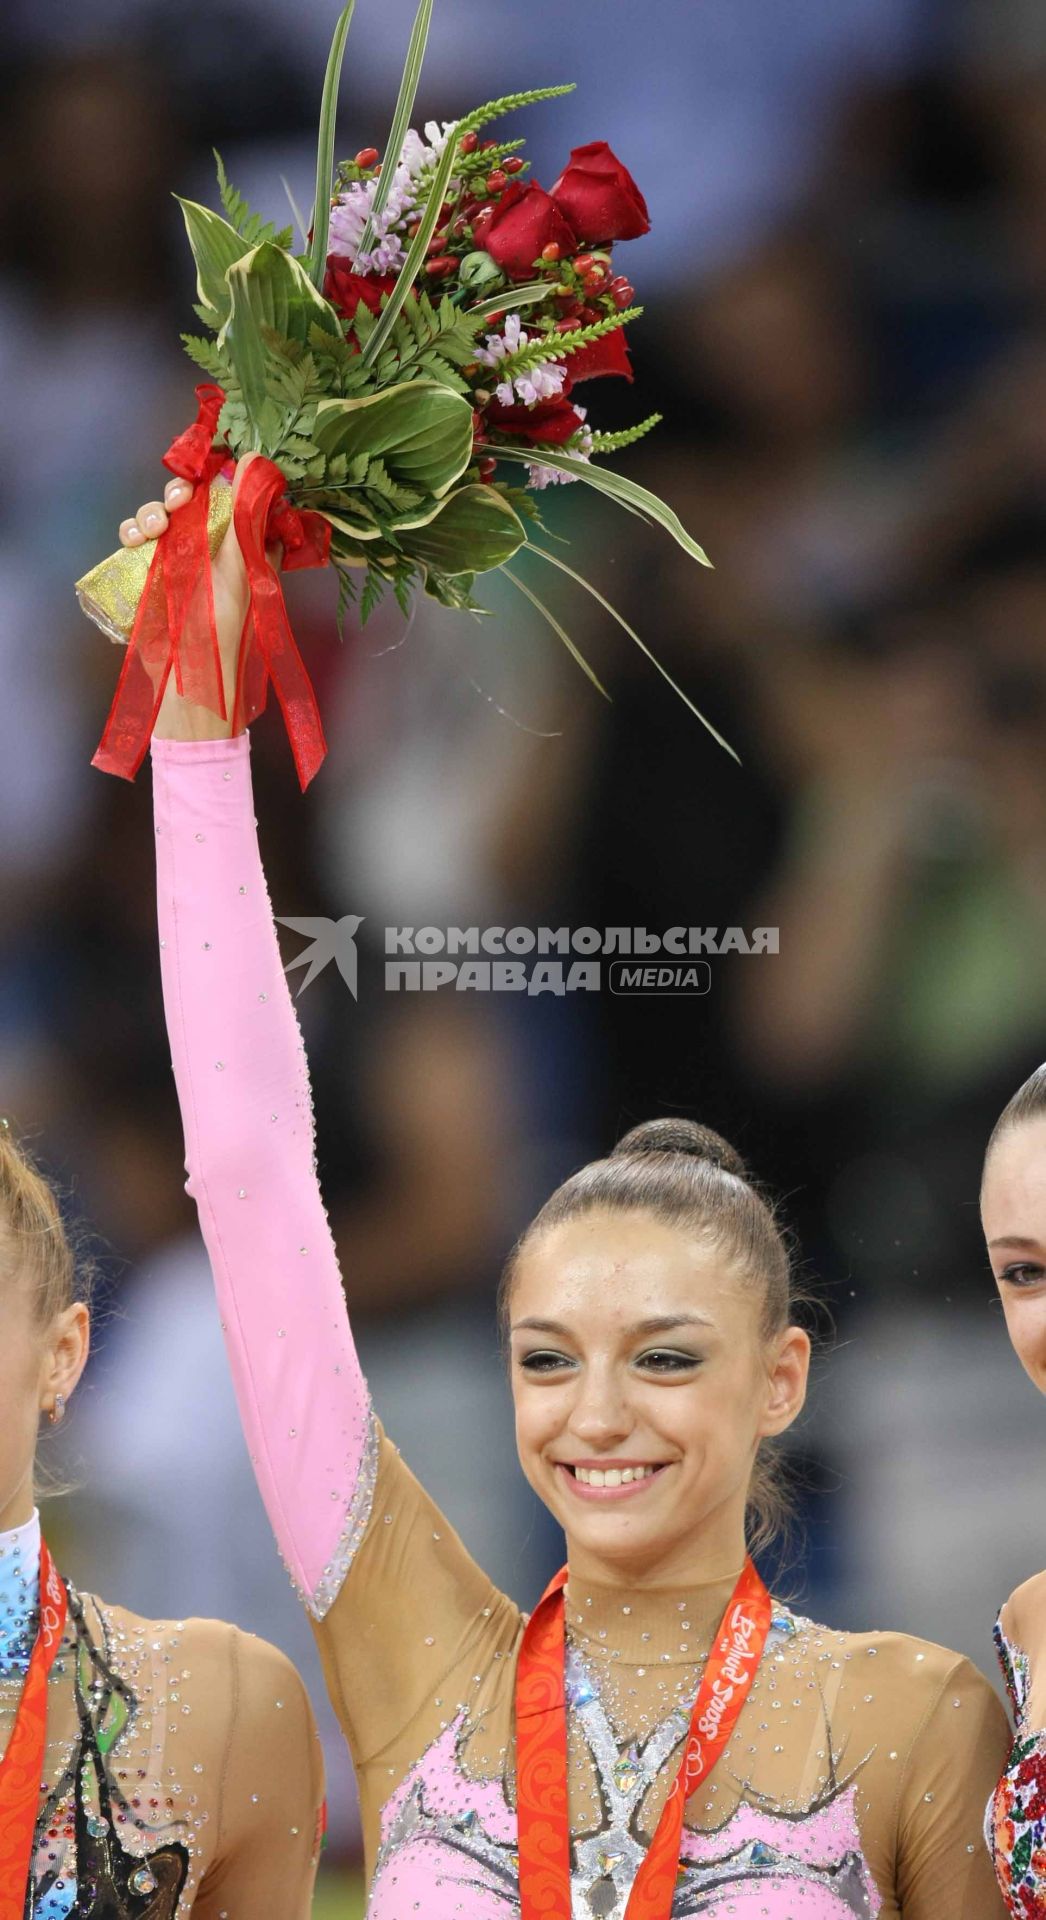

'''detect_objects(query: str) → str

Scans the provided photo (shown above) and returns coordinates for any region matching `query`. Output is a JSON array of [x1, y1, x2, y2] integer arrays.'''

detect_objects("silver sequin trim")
[[304, 1402, 381, 1621]]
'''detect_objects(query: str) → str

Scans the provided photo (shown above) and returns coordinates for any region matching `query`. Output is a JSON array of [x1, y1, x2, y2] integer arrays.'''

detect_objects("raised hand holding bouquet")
[[79, 0, 723, 790]]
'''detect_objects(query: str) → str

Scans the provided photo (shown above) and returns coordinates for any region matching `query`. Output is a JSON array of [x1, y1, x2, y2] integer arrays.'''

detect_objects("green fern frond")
[[360, 568, 387, 625], [455, 85, 575, 136], [213, 150, 293, 249], [494, 307, 641, 382], [180, 333, 226, 379], [455, 139, 527, 172], [588, 414, 663, 453]]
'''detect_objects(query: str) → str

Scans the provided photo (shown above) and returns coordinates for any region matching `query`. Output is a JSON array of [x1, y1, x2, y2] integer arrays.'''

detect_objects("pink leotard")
[[152, 732, 1011, 1920]]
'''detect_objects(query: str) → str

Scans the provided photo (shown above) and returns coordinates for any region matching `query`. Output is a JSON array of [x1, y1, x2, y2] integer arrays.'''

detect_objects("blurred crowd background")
[[2, 0, 1046, 1904]]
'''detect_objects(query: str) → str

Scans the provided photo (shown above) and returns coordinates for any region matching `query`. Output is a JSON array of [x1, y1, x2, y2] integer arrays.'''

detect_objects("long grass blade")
[[307, 3, 357, 287], [281, 175, 310, 250], [493, 444, 713, 568], [502, 566, 610, 700], [521, 543, 738, 759], [355, 0, 435, 262], [466, 281, 552, 325], [361, 131, 460, 368]]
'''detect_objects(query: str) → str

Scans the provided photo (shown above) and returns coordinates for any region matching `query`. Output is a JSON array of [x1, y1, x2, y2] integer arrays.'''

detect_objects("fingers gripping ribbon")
[[91, 384, 331, 792]]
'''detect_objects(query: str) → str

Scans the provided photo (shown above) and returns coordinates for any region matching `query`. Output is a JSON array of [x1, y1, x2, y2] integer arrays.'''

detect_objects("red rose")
[[550, 142, 649, 244], [560, 326, 633, 385], [323, 258, 399, 320], [485, 395, 586, 444], [481, 183, 577, 279]]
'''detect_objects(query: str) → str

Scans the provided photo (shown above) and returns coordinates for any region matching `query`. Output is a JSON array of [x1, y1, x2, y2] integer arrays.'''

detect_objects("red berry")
[[459, 130, 479, 155], [611, 278, 635, 309], [555, 317, 577, 333], [424, 255, 456, 277], [573, 253, 596, 275], [471, 206, 494, 237], [427, 231, 448, 254], [354, 147, 379, 169], [478, 457, 497, 483], [503, 156, 524, 175], [481, 139, 497, 151], [486, 170, 508, 194], [485, 309, 505, 327], [541, 242, 562, 263]]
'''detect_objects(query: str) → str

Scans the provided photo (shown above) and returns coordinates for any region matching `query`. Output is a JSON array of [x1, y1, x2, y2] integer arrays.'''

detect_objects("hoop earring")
[[48, 1393, 66, 1426]]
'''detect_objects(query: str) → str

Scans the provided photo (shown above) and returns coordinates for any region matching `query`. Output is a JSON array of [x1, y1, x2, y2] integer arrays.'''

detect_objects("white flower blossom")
[[328, 120, 463, 275], [526, 414, 593, 488], [474, 314, 568, 409]]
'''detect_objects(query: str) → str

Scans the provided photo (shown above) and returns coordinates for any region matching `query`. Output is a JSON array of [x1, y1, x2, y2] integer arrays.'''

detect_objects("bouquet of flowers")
[[79, 0, 725, 790]]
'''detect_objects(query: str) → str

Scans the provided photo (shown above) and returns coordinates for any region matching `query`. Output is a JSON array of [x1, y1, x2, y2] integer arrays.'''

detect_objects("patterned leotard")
[[0, 1511, 323, 1916], [987, 1611, 1046, 1917]]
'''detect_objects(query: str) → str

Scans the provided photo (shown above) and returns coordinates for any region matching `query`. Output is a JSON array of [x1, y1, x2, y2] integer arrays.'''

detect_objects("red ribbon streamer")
[[227, 455, 330, 792], [91, 385, 331, 791], [0, 1539, 68, 1919], [516, 1556, 771, 1919]]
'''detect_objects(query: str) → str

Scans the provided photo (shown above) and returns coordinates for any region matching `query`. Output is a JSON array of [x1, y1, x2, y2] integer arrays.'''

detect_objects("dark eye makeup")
[[515, 1347, 702, 1375], [999, 1262, 1046, 1288]]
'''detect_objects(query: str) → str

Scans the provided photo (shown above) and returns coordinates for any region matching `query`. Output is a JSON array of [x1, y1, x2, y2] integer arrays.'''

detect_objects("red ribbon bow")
[[91, 385, 331, 791]]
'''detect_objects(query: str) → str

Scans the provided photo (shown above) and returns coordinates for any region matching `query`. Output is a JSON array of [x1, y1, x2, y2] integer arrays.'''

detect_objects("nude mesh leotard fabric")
[[152, 732, 1012, 1920]]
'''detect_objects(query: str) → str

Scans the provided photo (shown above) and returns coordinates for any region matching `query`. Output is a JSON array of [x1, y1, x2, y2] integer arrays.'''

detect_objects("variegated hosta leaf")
[[313, 379, 475, 499], [395, 485, 526, 574], [219, 244, 343, 447], [322, 508, 388, 544], [175, 198, 254, 327]]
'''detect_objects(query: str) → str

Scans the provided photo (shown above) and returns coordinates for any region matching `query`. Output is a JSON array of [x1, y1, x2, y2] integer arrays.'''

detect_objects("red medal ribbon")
[[91, 387, 331, 792], [516, 1556, 771, 1920], [0, 1538, 67, 1920]]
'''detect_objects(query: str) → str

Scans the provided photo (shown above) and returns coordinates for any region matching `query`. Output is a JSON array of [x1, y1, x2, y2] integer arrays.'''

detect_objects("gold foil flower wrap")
[[74, 480, 234, 645]]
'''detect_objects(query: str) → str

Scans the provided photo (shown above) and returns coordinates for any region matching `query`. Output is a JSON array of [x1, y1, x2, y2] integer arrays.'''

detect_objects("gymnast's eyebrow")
[[988, 1235, 1045, 1251], [511, 1313, 716, 1334]]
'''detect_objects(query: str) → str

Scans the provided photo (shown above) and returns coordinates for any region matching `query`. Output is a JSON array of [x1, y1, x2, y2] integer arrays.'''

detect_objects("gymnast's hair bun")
[[610, 1117, 749, 1180]]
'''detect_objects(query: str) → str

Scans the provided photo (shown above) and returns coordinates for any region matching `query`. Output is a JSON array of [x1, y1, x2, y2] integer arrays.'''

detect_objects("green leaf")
[[492, 445, 713, 569], [502, 565, 610, 699], [360, 131, 461, 369], [465, 281, 552, 326], [423, 569, 486, 612], [335, 564, 359, 640], [395, 485, 526, 573], [455, 85, 575, 138], [457, 251, 503, 291], [307, 3, 357, 287], [175, 197, 254, 326], [588, 414, 663, 453], [494, 306, 641, 384], [220, 243, 342, 447], [522, 543, 737, 759], [180, 332, 226, 379], [213, 150, 292, 249], [314, 379, 475, 498], [355, 0, 434, 262], [324, 507, 386, 542], [360, 567, 388, 625]]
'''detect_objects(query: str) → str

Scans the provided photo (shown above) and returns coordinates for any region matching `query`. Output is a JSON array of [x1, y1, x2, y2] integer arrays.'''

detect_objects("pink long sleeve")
[[151, 732, 378, 1619]]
